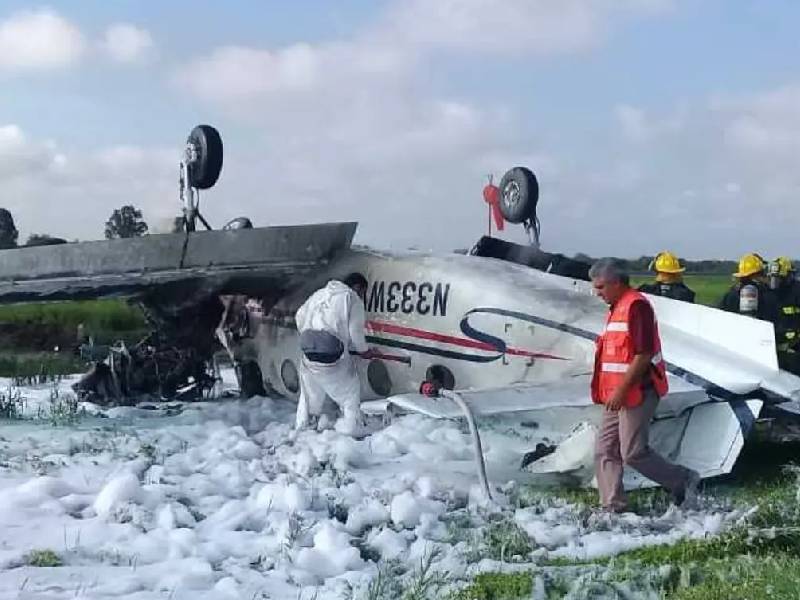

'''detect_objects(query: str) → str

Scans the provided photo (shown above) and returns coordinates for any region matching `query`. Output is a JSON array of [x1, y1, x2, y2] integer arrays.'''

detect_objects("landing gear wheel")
[[186, 125, 223, 189], [498, 166, 538, 224]]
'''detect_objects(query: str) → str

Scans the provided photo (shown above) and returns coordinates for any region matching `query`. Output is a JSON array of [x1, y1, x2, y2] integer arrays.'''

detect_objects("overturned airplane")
[[0, 125, 798, 490]]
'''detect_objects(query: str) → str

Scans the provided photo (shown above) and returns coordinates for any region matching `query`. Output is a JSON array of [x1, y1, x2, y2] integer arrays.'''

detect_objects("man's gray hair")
[[589, 258, 630, 286]]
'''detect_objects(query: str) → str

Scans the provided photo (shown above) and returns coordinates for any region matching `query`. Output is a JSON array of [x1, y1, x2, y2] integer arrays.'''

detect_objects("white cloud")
[[101, 23, 155, 63], [383, 0, 672, 56], [0, 125, 63, 178], [614, 103, 685, 142], [0, 8, 86, 72], [718, 85, 800, 158], [0, 0, 680, 253], [0, 125, 176, 241], [175, 41, 410, 107], [175, 38, 531, 249], [584, 84, 800, 258], [615, 105, 649, 141], [170, 0, 675, 251], [177, 45, 322, 102]]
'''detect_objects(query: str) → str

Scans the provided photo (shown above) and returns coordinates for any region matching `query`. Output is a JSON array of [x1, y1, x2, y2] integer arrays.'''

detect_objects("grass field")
[[0, 300, 147, 377], [632, 274, 731, 307], [0, 299, 146, 334], [456, 440, 800, 599]]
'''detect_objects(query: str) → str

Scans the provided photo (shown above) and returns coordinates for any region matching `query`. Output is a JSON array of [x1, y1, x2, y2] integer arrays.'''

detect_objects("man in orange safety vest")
[[589, 258, 700, 513]]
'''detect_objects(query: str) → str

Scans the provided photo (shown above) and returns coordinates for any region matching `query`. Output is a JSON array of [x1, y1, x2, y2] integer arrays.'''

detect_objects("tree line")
[[0, 205, 149, 249]]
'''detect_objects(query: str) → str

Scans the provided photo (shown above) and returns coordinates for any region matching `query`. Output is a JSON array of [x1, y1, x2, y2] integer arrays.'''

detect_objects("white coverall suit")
[[294, 280, 369, 435]]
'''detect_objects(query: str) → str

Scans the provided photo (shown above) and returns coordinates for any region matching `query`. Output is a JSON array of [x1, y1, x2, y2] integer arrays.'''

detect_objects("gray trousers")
[[594, 390, 691, 511]]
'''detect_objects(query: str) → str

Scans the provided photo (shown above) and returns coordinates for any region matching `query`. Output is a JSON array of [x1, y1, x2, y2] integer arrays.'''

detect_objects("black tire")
[[498, 166, 538, 224], [187, 125, 223, 190], [222, 217, 253, 231]]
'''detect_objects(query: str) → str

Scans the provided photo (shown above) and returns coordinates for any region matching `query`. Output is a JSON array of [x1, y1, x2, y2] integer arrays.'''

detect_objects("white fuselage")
[[249, 246, 800, 408], [252, 249, 606, 402], [242, 247, 800, 485]]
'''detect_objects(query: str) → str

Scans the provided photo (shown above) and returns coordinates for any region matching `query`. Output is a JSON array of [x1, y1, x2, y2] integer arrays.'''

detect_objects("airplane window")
[[425, 365, 455, 390], [367, 360, 392, 396], [281, 359, 300, 394]]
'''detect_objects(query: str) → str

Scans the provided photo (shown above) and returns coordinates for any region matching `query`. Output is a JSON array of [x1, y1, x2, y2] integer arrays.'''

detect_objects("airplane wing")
[[0, 222, 357, 303], [362, 373, 709, 420], [362, 374, 762, 487]]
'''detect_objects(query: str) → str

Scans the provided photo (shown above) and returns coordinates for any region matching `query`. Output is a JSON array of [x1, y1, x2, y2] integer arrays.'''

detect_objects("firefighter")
[[719, 253, 779, 324], [769, 257, 800, 375], [638, 251, 695, 303]]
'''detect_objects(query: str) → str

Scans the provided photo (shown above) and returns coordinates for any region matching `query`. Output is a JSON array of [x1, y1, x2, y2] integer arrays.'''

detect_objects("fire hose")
[[440, 389, 493, 502]]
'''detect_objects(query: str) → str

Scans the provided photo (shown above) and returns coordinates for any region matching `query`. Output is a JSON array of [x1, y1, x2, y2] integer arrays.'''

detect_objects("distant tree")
[[0, 208, 19, 249], [26, 234, 67, 247], [105, 205, 148, 239]]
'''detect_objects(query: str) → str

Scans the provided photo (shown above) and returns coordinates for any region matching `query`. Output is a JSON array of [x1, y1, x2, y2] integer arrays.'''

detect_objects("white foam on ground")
[[0, 376, 749, 598]]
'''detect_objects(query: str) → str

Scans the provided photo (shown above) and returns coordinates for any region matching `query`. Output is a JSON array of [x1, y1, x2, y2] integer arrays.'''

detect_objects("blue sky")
[[1, 1, 798, 259]]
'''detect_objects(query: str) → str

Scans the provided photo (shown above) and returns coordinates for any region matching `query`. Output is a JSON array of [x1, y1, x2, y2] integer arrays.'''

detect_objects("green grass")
[[26, 549, 63, 567], [0, 351, 88, 379], [681, 274, 731, 307], [669, 556, 800, 600], [632, 274, 731, 307], [482, 518, 534, 562], [450, 572, 533, 600], [457, 441, 800, 599], [0, 387, 23, 418], [0, 299, 146, 373], [0, 299, 145, 334]]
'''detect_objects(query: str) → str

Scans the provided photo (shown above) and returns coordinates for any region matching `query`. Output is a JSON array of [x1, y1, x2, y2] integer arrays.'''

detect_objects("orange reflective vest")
[[591, 288, 668, 407]]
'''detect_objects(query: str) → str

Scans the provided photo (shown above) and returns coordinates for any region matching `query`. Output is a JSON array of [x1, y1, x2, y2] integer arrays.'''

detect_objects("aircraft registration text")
[[367, 281, 451, 316]]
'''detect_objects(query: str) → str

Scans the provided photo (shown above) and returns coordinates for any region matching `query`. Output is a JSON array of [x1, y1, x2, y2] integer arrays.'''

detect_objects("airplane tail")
[[649, 294, 800, 402]]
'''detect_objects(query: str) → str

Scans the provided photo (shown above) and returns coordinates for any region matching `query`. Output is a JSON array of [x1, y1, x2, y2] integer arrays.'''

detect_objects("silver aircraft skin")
[[242, 246, 800, 487]]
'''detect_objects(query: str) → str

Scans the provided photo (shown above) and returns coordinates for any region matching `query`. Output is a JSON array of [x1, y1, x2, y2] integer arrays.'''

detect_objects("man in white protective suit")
[[294, 273, 376, 436]]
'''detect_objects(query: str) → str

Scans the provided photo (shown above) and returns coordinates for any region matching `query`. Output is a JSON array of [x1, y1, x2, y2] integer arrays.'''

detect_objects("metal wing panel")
[[365, 372, 708, 420], [0, 222, 357, 303]]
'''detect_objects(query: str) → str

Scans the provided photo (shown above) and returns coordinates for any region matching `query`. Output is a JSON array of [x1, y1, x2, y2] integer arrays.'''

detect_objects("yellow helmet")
[[734, 253, 765, 278], [772, 256, 794, 278], [652, 251, 685, 274]]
